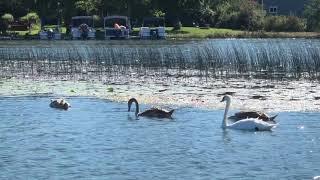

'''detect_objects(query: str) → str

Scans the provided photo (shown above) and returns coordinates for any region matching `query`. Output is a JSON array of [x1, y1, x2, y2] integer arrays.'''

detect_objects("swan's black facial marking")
[[255, 127, 259, 131], [221, 95, 232, 102]]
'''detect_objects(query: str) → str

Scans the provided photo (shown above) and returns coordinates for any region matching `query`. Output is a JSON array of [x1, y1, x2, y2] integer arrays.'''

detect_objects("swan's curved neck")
[[134, 101, 139, 116], [128, 98, 140, 116], [222, 99, 231, 128]]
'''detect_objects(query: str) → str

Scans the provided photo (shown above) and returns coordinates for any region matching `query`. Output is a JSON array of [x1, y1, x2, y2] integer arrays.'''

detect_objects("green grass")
[[166, 27, 242, 38], [42, 25, 67, 34], [5, 25, 320, 39], [6, 24, 66, 37], [164, 27, 320, 39], [131, 27, 242, 38], [8, 29, 39, 36]]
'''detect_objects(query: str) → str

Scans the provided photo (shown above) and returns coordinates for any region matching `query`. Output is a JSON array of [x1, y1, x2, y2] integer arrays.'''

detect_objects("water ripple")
[[0, 97, 319, 179]]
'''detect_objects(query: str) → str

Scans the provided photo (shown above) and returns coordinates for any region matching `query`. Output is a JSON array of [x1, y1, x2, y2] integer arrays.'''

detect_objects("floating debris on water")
[[0, 77, 320, 112], [251, 95, 267, 100], [107, 87, 114, 92]]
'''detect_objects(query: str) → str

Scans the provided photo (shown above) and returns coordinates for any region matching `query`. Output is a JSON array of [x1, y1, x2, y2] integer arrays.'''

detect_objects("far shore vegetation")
[[1, 0, 320, 39]]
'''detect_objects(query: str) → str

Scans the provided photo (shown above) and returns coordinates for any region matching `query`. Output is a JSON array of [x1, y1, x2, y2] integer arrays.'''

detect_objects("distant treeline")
[[0, 0, 320, 32]]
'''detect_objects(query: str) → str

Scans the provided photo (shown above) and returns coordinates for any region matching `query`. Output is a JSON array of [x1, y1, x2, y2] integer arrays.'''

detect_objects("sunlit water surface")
[[0, 97, 319, 179]]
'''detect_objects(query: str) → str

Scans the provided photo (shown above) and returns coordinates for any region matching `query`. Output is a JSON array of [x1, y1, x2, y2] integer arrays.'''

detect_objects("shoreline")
[[1, 76, 320, 113], [1, 29, 320, 40]]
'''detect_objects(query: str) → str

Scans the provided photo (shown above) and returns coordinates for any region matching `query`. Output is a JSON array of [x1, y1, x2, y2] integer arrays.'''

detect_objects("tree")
[[0, 0, 28, 17], [1, 13, 14, 34], [198, 0, 215, 26], [60, 0, 77, 33], [304, 0, 320, 31], [75, 0, 100, 15]]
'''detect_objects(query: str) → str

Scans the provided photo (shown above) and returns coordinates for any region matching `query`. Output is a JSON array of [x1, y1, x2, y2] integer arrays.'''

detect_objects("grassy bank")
[[165, 27, 320, 39], [167, 27, 242, 38], [2, 26, 320, 39]]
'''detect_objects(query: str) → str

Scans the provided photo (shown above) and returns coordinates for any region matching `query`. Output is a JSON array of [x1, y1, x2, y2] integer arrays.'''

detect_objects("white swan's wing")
[[228, 118, 276, 131], [255, 121, 277, 131], [228, 119, 257, 130]]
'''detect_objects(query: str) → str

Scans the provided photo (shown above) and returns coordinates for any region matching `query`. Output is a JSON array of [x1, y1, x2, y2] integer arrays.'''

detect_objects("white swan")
[[221, 95, 276, 131]]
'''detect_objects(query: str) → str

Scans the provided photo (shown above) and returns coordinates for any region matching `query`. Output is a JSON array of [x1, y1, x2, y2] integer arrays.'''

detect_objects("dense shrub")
[[19, 12, 40, 31], [215, 0, 265, 31], [20, 12, 39, 23], [264, 16, 306, 32], [172, 21, 182, 31]]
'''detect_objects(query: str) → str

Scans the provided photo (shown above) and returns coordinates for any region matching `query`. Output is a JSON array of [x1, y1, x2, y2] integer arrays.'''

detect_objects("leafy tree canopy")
[[304, 0, 320, 31]]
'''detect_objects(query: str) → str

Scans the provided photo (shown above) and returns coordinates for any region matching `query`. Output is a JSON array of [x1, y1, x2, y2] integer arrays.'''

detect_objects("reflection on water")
[[0, 97, 320, 179]]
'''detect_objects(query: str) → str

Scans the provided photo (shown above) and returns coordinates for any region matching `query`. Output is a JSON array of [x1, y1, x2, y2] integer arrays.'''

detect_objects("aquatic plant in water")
[[0, 39, 320, 80]]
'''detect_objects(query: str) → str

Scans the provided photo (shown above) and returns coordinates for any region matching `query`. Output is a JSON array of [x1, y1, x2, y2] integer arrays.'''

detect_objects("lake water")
[[0, 96, 319, 179]]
